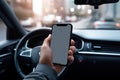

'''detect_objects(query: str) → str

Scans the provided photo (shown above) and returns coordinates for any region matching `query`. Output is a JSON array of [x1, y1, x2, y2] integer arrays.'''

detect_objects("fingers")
[[71, 39, 75, 46], [68, 50, 73, 56], [68, 50, 74, 64], [70, 46, 76, 53], [68, 56, 74, 64], [68, 40, 76, 64]]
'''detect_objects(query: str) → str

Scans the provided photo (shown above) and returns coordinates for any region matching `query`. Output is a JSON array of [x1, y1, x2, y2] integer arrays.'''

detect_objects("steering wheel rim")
[[14, 28, 52, 78]]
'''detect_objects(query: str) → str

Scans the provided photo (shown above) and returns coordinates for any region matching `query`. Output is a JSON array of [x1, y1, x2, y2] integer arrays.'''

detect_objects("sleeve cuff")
[[35, 64, 57, 80]]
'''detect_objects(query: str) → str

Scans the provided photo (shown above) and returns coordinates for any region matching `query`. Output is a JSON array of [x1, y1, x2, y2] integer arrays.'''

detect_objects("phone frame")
[[51, 23, 73, 66]]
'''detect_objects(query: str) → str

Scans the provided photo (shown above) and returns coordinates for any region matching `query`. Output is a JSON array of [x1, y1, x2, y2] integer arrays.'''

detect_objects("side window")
[[0, 19, 6, 41]]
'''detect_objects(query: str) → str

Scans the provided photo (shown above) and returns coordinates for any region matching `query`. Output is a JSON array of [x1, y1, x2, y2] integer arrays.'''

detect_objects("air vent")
[[91, 41, 120, 53]]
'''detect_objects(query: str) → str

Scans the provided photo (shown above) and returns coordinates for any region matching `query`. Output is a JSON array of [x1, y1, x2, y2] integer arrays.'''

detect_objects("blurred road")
[[0, 17, 94, 41], [0, 22, 6, 41], [71, 17, 94, 29]]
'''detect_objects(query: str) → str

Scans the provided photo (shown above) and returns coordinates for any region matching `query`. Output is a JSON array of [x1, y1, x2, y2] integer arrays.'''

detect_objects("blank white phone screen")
[[51, 25, 72, 65]]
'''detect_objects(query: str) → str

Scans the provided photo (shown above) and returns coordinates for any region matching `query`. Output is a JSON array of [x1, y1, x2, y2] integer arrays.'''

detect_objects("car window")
[[0, 19, 6, 41], [8, 0, 120, 31]]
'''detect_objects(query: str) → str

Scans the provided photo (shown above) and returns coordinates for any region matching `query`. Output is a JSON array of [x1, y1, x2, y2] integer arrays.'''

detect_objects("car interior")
[[0, 0, 120, 80]]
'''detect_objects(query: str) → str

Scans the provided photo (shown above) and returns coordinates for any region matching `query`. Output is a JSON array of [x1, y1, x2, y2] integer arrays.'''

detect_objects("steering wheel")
[[14, 28, 52, 78], [14, 28, 67, 79]]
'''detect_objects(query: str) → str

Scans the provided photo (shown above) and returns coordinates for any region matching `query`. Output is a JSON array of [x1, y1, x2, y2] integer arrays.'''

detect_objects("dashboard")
[[27, 29, 120, 56], [73, 29, 120, 56], [25, 29, 120, 79]]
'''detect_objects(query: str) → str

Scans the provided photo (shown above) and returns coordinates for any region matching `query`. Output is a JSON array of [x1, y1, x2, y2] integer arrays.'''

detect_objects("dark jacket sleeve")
[[23, 64, 57, 80]]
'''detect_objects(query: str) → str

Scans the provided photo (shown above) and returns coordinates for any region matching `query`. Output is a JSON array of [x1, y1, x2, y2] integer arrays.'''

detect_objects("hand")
[[39, 34, 76, 73]]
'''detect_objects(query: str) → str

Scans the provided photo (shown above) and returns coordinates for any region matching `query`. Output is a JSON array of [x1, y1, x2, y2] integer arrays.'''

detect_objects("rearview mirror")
[[74, 0, 119, 9]]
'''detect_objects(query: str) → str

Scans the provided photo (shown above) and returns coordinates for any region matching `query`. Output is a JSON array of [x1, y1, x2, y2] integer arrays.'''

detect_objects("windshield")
[[8, 0, 120, 31]]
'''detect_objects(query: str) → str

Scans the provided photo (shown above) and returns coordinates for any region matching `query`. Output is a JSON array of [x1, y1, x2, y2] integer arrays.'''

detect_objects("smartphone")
[[50, 24, 72, 65]]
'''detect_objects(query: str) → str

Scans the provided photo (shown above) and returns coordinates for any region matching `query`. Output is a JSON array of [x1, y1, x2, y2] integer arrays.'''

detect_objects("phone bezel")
[[51, 23, 73, 66]]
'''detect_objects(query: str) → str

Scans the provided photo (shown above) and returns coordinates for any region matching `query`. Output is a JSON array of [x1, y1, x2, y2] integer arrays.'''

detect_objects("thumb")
[[43, 34, 52, 46]]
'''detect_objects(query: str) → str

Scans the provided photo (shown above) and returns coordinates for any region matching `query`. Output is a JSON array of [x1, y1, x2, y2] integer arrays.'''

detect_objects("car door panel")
[[0, 40, 18, 79]]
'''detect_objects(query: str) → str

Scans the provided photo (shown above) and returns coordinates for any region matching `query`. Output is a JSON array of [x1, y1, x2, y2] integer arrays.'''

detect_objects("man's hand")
[[39, 34, 76, 74]]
